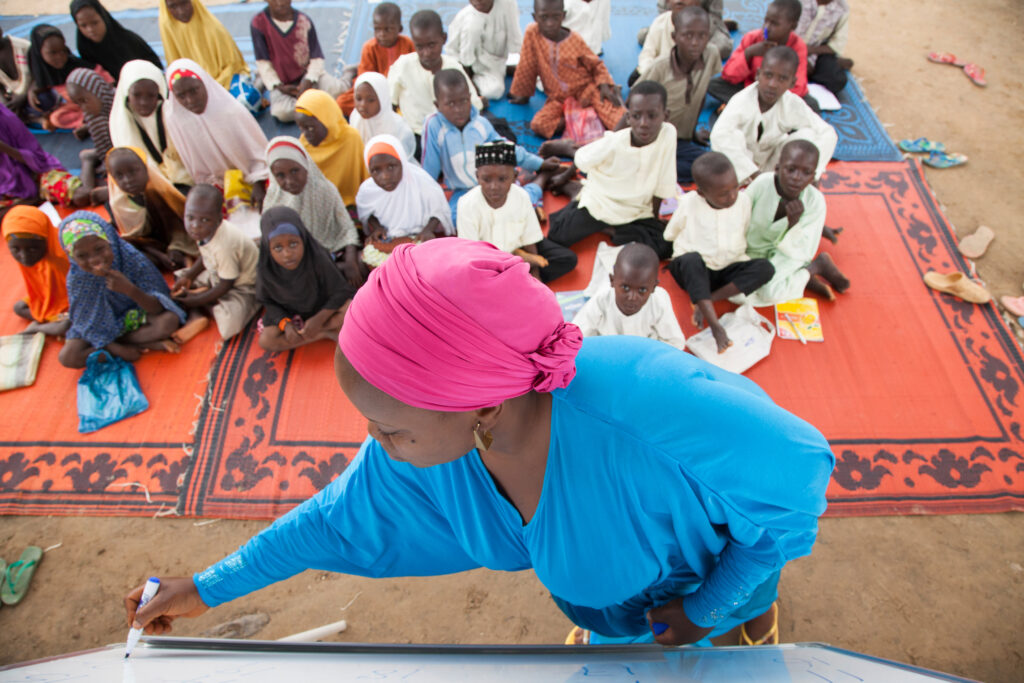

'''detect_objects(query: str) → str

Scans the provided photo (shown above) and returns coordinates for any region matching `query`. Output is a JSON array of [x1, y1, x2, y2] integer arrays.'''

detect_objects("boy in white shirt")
[[388, 10, 482, 138], [445, 0, 522, 101], [710, 46, 836, 184], [548, 80, 678, 260], [573, 242, 686, 350], [665, 152, 774, 353], [563, 0, 610, 55], [456, 141, 577, 282]]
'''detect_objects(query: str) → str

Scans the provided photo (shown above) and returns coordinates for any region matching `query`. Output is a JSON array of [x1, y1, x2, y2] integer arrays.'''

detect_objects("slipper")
[[963, 63, 987, 87], [927, 52, 965, 67], [1, 546, 42, 605], [922, 151, 967, 169], [898, 137, 946, 154], [739, 602, 779, 646], [1000, 296, 1024, 318], [958, 225, 995, 259], [923, 271, 991, 304]]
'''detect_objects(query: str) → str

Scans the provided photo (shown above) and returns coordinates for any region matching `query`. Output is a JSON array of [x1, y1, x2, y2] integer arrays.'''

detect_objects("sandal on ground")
[[963, 63, 987, 87], [564, 626, 590, 645], [739, 602, 779, 646], [922, 151, 967, 169], [1000, 296, 1024, 318], [923, 271, 991, 304], [1, 546, 42, 605], [898, 137, 946, 154], [958, 225, 995, 259], [927, 52, 965, 67]]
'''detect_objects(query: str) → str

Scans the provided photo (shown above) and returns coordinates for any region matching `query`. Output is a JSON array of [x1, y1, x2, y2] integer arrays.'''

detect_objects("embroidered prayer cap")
[[338, 238, 582, 412], [475, 140, 517, 168]]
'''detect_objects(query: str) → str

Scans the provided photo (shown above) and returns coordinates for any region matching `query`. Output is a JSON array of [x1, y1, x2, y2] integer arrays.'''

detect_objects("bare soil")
[[0, 1, 1022, 681]]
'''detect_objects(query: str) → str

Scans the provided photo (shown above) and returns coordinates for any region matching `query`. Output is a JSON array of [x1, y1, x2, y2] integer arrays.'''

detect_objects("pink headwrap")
[[338, 238, 582, 411]]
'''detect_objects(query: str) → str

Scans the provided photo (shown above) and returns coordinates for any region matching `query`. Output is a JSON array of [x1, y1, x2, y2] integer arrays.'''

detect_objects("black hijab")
[[256, 206, 355, 325], [28, 24, 92, 89], [70, 0, 162, 81]]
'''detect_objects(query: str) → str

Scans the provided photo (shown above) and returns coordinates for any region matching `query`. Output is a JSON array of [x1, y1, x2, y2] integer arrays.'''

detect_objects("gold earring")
[[473, 423, 494, 452]]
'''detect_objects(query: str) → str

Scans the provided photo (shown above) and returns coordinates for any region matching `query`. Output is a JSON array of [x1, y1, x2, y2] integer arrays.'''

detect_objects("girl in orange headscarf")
[[2, 205, 71, 336]]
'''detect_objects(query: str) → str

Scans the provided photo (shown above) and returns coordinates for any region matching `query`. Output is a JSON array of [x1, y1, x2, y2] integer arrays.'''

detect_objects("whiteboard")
[[0, 638, 976, 682]]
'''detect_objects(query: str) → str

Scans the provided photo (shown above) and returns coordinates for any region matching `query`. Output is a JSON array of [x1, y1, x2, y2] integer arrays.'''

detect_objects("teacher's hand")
[[125, 576, 210, 635], [647, 598, 714, 646]]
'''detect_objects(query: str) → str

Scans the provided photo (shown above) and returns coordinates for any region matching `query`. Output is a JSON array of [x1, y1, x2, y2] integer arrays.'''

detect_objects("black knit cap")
[[475, 140, 517, 168]]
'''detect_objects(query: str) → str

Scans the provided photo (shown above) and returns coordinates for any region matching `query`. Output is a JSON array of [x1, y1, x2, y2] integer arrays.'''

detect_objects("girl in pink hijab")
[[127, 238, 834, 652]]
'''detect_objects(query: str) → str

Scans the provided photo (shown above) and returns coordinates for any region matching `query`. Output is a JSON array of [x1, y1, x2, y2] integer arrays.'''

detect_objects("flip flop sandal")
[[958, 225, 995, 258], [564, 625, 590, 645], [1, 546, 42, 605], [963, 63, 987, 87], [1000, 296, 1024, 318], [898, 137, 946, 153], [927, 52, 965, 67], [922, 151, 967, 169], [739, 601, 779, 645], [923, 271, 991, 304]]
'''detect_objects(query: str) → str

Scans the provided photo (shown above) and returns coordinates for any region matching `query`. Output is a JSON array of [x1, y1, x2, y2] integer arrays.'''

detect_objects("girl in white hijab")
[[109, 59, 192, 187], [163, 58, 268, 205], [264, 136, 363, 287], [355, 134, 453, 268], [347, 72, 415, 160]]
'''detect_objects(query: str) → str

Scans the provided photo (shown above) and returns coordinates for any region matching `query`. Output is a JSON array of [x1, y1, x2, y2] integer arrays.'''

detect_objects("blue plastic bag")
[[77, 350, 149, 433], [229, 74, 263, 115]]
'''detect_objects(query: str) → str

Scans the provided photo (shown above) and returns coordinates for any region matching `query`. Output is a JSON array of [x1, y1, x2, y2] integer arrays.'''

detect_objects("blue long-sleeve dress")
[[195, 336, 834, 641]]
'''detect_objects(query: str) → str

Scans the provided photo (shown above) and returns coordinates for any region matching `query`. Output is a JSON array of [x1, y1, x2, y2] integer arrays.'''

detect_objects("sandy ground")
[[1, 1, 1023, 681]]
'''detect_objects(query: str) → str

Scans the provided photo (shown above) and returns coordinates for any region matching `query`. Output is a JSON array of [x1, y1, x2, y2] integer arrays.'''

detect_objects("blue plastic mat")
[[2, 0, 899, 168]]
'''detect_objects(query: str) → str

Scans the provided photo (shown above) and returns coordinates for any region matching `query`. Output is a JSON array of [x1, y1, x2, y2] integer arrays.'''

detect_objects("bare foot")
[[539, 138, 579, 159], [548, 163, 576, 191], [710, 323, 733, 354], [810, 252, 850, 292], [139, 339, 181, 353], [172, 315, 210, 345], [806, 275, 836, 301], [558, 180, 583, 200], [822, 226, 844, 244]]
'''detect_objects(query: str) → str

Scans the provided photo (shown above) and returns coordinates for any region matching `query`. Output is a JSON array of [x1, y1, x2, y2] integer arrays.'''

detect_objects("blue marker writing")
[[652, 622, 669, 636], [125, 577, 160, 659]]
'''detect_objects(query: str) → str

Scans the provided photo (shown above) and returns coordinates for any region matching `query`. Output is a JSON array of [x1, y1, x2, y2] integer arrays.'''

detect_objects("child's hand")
[[283, 321, 304, 345], [104, 269, 135, 296], [173, 294, 200, 309], [300, 317, 322, 339], [341, 259, 364, 288], [523, 253, 549, 268], [539, 157, 561, 174], [598, 83, 623, 107], [73, 125, 90, 141], [744, 40, 777, 61], [171, 276, 192, 296], [784, 198, 805, 227], [693, 128, 711, 146], [646, 598, 714, 646], [507, 95, 531, 105], [366, 227, 386, 244]]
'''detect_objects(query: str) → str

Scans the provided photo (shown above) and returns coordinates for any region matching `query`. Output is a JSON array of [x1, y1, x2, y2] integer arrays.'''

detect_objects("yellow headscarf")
[[295, 89, 369, 206], [158, 0, 248, 90]]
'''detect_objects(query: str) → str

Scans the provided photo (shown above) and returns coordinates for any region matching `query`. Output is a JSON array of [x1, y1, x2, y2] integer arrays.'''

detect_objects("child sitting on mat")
[[349, 72, 416, 159], [107, 146, 197, 272], [634, 0, 698, 81], [572, 242, 686, 350], [445, 0, 522, 101], [171, 184, 259, 340], [356, 134, 454, 268], [562, 0, 610, 55], [743, 139, 848, 305], [65, 67, 116, 205], [422, 70, 552, 223], [335, 2, 414, 116], [387, 10, 482, 140], [58, 211, 186, 368], [256, 206, 355, 353], [710, 46, 836, 185], [548, 81, 677, 260], [2, 205, 71, 337], [665, 152, 774, 353], [294, 89, 368, 211], [636, 6, 722, 183], [508, 0, 625, 139], [708, 0, 812, 108], [796, 0, 852, 95], [638, 0, 732, 61], [457, 141, 577, 283], [27, 24, 104, 133], [251, 0, 345, 123]]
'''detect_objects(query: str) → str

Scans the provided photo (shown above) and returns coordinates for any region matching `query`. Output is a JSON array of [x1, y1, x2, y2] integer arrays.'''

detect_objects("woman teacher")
[[125, 238, 834, 646]]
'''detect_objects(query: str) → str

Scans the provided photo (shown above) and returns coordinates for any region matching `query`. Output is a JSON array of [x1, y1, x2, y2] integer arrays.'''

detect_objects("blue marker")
[[652, 622, 669, 636], [125, 577, 160, 658], [764, 27, 770, 40]]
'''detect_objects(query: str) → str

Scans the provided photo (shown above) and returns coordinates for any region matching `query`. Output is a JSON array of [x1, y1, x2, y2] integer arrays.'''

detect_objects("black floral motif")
[[978, 348, 1019, 416], [903, 213, 937, 261], [298, 452, 351, 491], [151, 456, 190, 493], [918, 450, 991, 488], [220, 436, 274, 491], [0, 453, 41, 491], [242, 353, 278, 409], [65, 453, 128, 492], [832, 451, 892, 490]]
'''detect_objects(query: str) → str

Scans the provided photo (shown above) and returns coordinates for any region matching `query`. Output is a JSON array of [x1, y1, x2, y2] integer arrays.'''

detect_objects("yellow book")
[[775, 298, 824, 343]]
